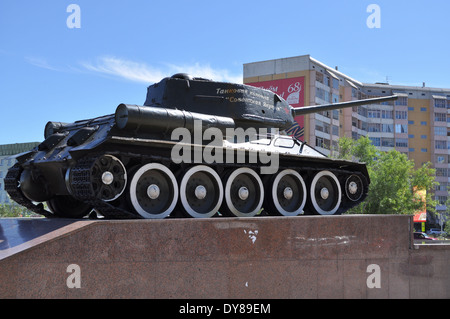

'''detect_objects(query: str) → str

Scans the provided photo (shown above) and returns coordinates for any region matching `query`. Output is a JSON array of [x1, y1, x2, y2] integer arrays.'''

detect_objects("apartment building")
[[0, 142, 39, 204], [243, 55, 449, 215]]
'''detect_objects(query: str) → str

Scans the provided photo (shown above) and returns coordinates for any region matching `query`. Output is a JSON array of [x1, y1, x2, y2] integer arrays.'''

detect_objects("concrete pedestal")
[[1, 215, 449, 298]]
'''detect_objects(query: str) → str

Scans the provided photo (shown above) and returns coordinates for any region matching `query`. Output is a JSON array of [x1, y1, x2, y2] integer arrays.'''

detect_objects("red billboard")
[[413, 188, 427, 223], [247, 77, 305, 140]]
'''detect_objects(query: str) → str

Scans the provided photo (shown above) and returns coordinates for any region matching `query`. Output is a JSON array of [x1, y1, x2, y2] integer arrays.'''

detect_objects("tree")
[[335, 136, 438, 215], [442, 189, 450, 236]]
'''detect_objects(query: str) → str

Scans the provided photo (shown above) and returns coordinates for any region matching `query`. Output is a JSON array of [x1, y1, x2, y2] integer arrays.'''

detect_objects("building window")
[[382, 124, 394, 133], [436, 168, 448, 177], [316, 136, 324, 148], [435, 127, 446, 136], [420, 107, 427, 112], [436, 182, 448, 192], [370, 137, 381, 146], [332, 125, 339, 136], [332, 93, 339, 103], [357, 106, 367, 117], [436, 156, 446, 164], [409, 148, 415, 152], [316, 72, 323, 84], [332, 110, 339, 120], [395, 110, 407, 119], [315, 121, 330, 134], [420, 121, 427, 126], [435, 140, 447, 149], [396, 139, 408, 148], [421, 135, 427, 139], [368, 123, 381, 132], [381, 110, 393, 119], [395, 124, 408, 134], [408, 107, 414, 111], [435, 112, 446, 122], [434, 99, 446, 108], [382, 138, 395, 147], [421, 148, 428, 153], [332, 78, 339, 90], [395, 97, 408, 106], [408, 120, 415, 125], [408, 134, 415, 139], [436, 196, 448, 205], [368, 110, 381, 118]]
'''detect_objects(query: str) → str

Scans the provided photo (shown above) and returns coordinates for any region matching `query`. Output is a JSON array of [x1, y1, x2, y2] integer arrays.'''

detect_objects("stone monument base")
[[1, 215, 449, 299]]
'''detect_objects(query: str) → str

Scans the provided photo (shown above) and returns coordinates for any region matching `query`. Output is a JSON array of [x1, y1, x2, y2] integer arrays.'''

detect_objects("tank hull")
[[6, 116, 369, 219]]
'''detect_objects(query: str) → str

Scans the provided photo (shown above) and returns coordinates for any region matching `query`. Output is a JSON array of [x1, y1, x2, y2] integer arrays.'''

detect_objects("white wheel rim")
[[225, 167, 264, 217], [310, 170, 341, 215], [180, 165, 223, 218], [129, 163, 178, 219], [272, 169, 307, 216]]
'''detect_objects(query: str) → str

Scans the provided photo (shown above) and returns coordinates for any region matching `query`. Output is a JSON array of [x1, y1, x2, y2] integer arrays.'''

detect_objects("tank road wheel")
[[179, 165, 223, 218], [223, 167, 264, 217], [129, 163, 178, 219], [268, 169, 307, 216], [345, 174, 364, 202], [309, 170, 342, 215], [47, 195, 92, 218]]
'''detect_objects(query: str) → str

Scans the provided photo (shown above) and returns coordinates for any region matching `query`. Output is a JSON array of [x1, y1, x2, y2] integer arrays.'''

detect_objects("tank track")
[[4, 163, 54, 218], [6, 151, 368, 219], [68, 155, 140, 219]]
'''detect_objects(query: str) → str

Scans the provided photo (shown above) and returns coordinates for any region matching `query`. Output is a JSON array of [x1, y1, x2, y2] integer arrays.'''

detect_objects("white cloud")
[[81, 56, 243, 84], [81, 57, 167, 83], [25, 56, 60, 71]]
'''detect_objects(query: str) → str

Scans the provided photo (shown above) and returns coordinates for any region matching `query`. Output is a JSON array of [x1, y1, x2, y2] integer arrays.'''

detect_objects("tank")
[[5, 74, 398, 219]]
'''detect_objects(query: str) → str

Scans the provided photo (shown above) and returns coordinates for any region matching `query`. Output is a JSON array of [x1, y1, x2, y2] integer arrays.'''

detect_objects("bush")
[[0, 204, 41, 218]]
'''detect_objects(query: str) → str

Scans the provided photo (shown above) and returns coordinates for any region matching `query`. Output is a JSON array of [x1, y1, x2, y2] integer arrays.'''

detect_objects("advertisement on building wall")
[[247, 77, 305, 140], [413, 188, 427, 223]]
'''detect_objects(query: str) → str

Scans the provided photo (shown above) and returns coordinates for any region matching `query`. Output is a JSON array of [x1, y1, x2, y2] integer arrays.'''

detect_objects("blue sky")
[[1, 0, 449, 144]]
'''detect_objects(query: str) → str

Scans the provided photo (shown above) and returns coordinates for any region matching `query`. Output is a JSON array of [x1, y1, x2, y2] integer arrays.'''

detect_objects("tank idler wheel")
[[222, 167, 264, 217], [47, 195, 93, 218], [129, 163, 178, 219], [266, 169, 307, 216], [179, 165, 223, 218], [309, 170, 341, 215]]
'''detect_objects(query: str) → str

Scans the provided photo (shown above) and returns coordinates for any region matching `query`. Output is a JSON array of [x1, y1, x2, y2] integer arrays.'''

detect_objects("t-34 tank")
[[5, 74, 397, 219]]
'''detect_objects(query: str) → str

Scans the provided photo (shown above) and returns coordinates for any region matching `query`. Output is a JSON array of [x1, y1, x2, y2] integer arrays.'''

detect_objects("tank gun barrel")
[[292, 95, 398, 117]]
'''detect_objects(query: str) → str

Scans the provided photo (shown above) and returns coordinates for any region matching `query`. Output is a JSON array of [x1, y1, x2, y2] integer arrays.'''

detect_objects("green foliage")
[[443, 193, 450, 234], [445, 220, 450, 236], [0, 203, 40, 218], [335, 136, 438, 215]]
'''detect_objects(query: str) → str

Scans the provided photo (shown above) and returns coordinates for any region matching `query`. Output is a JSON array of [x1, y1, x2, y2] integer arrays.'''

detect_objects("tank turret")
[[6, 74, 397, 219], [141, 73, 398, 131]]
